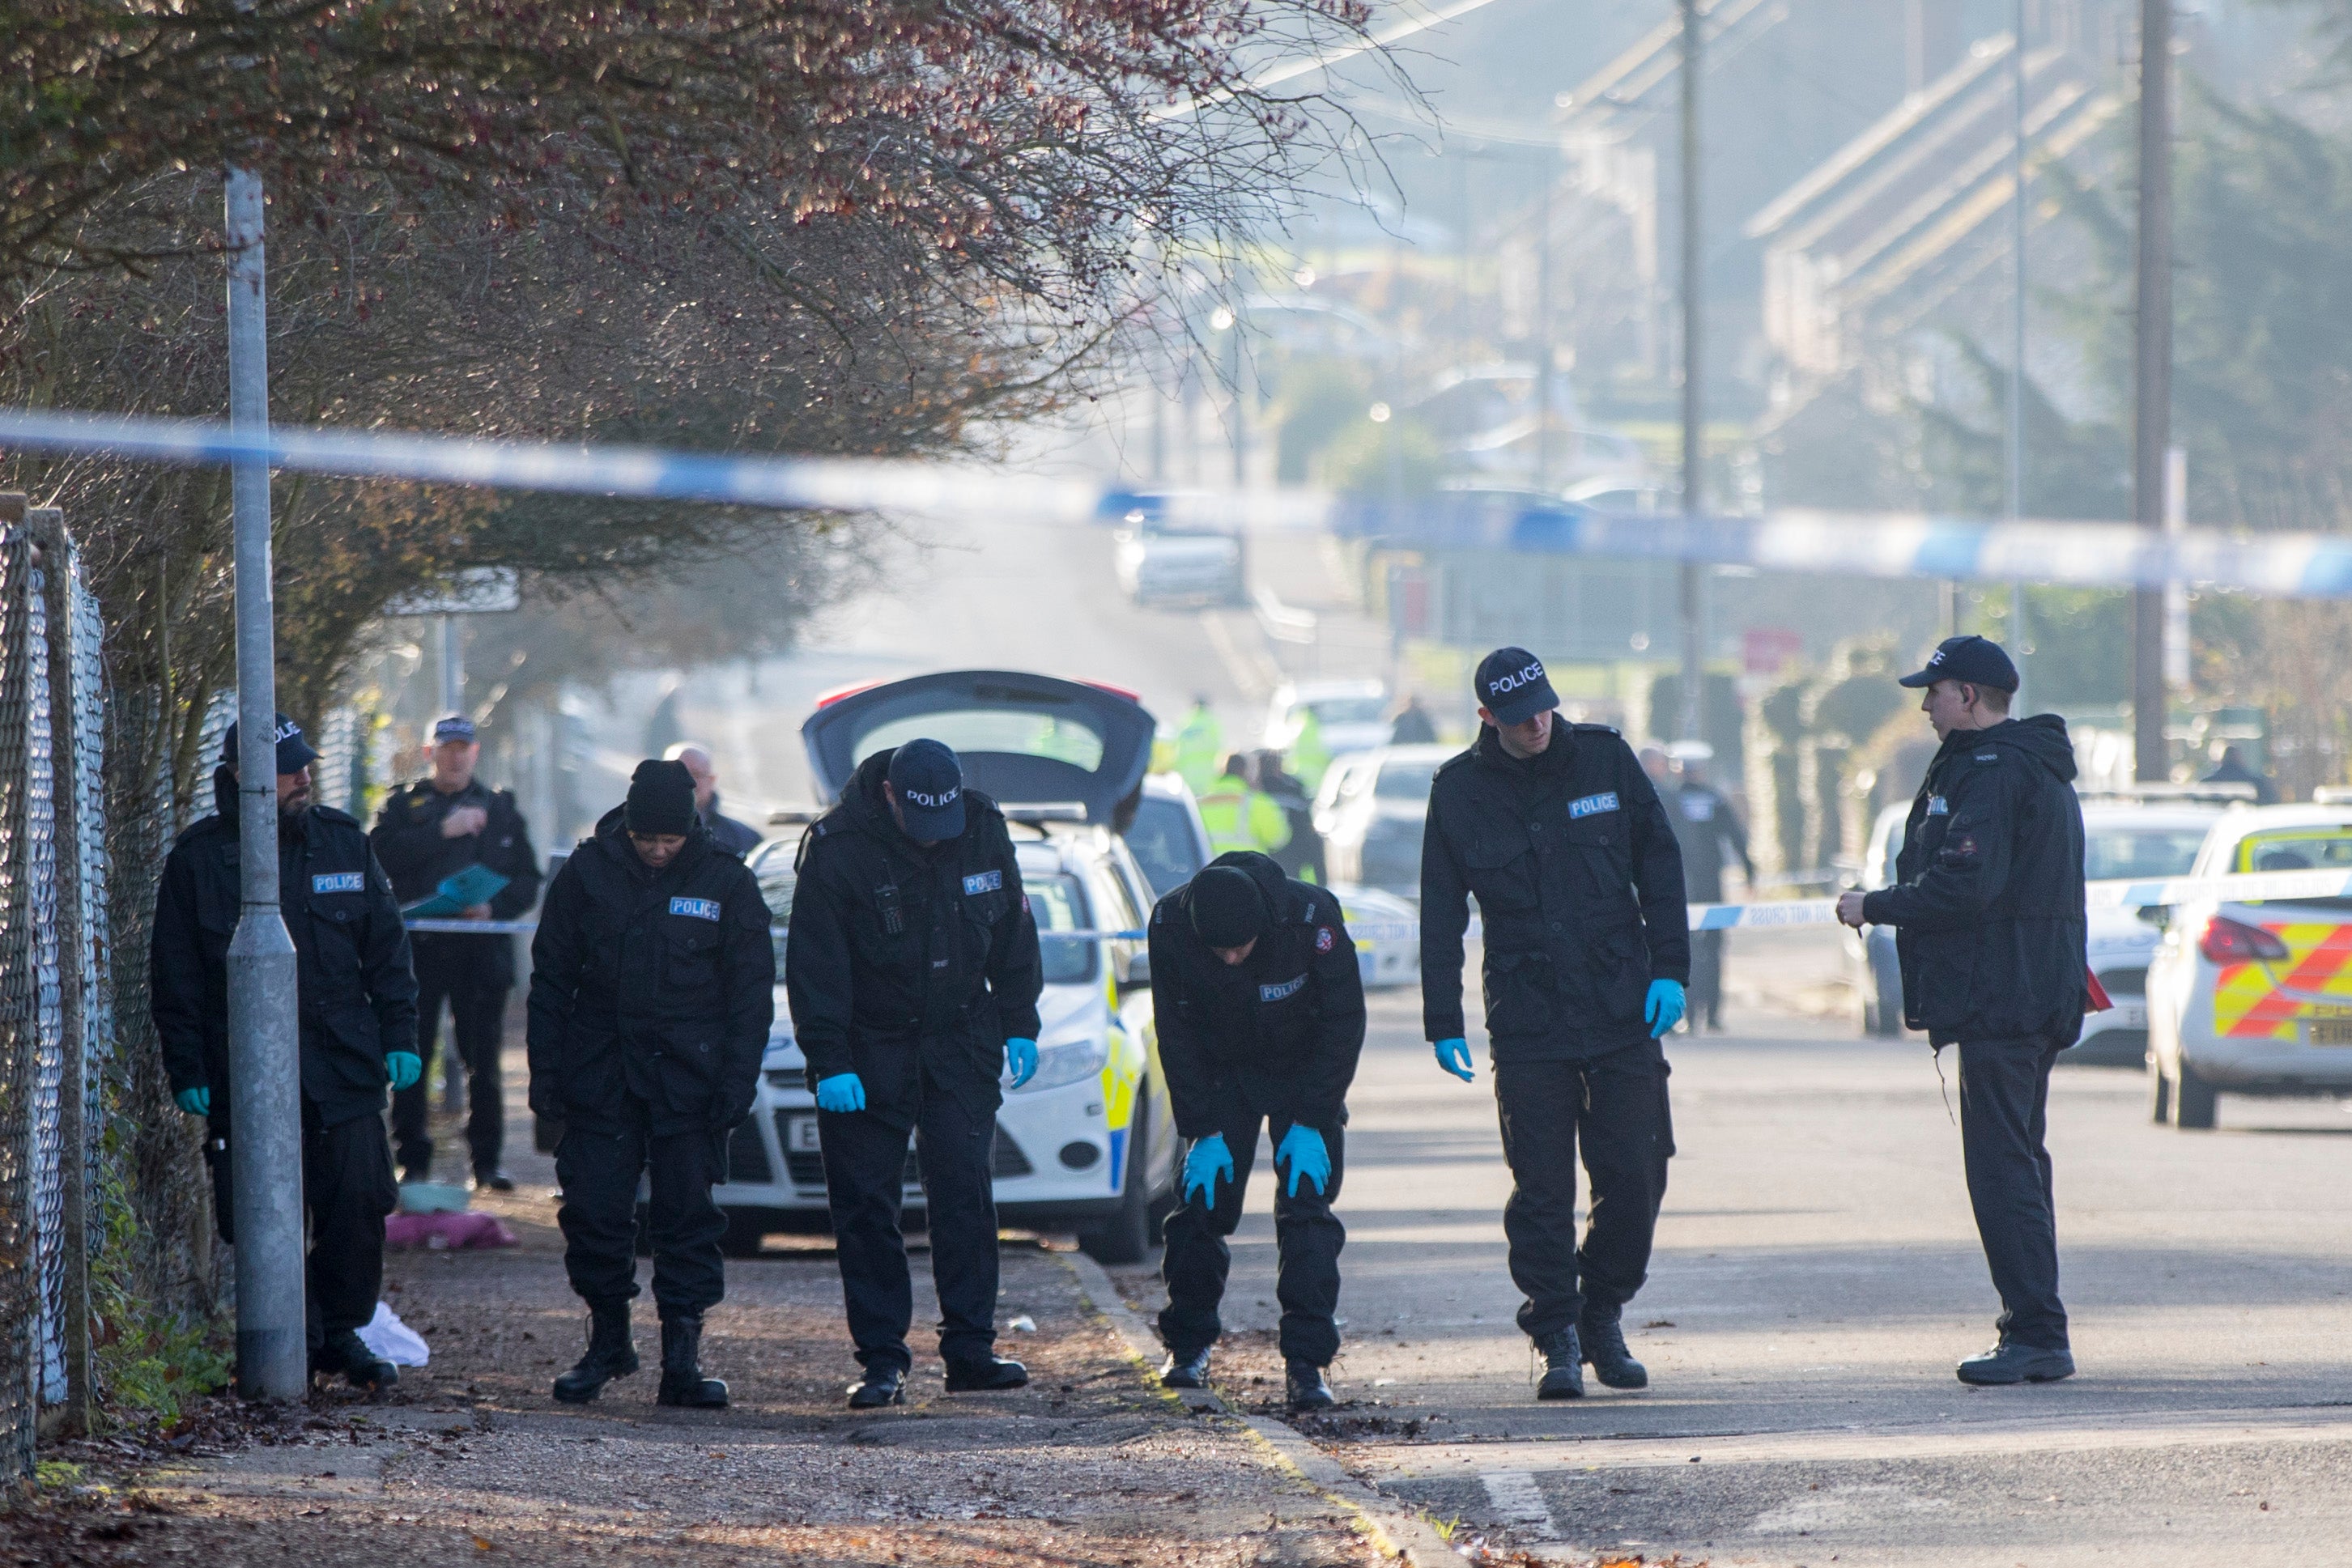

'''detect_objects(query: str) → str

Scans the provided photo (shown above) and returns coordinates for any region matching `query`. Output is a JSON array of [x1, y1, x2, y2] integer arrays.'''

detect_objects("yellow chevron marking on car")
[[1099, 1026, 1142, 1132], [2212, 924, 2352, 1038]]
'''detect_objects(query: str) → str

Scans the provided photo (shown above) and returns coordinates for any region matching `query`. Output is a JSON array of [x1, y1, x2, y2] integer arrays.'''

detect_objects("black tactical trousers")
[[206, 1100, 398, 1353], [1956, 1036, 2069, 1350], [1159, 1115, 1346, 1367], [1688, 928, 1725, 1026], [555, 1098, 727, 1319], [1493, 1044, 1673, 1341], [392, 939, 511, 1179], [819, 1086, 1001, 1373]]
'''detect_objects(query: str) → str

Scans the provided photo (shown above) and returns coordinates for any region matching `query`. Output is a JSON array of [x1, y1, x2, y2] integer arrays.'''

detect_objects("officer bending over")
[[1837, 635, 2085, 1386], [1150, 854, 1365, 1409], [528, 759, 773, 1408], [785, 740, 1044, 1409], [1422, 649, 1689, 1400], [151, 715, 419, 1391]]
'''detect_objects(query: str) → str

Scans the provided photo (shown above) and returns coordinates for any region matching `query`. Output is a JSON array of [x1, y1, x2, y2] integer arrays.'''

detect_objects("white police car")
[[711, 671, 1180, 1264]]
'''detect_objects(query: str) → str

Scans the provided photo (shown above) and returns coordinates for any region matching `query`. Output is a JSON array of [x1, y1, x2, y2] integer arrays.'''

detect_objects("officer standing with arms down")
[[1149, 852, 1365, 1408], [1667, 743, 1753, 1033], [151, 716, 420, 1390], [1422, 649, 1690, 1400], [371, 714, 542, 1188], [1836, 635, 2085, 1385], [528, 759, 773, 1408], [785, 739, 1044, 1409]]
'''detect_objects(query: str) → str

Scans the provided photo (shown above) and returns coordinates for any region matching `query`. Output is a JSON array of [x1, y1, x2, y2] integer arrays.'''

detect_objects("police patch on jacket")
[[962, 869, 1002, 895], [313, 872, 365, 894], [670, 896, 722, 921], [1259, 973, 1308, 1002], [1927, 795, 1950, 816], [1569, 791, 1620, 818], [1314, 925, 1336, 954]]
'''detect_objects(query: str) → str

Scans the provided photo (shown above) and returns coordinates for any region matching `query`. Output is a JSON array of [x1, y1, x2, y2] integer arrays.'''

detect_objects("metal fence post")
[[0, 494, 31, 1484]]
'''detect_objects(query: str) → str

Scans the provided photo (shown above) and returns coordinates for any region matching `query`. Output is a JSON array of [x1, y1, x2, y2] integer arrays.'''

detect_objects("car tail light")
[[2199, 916, 2290, 964]]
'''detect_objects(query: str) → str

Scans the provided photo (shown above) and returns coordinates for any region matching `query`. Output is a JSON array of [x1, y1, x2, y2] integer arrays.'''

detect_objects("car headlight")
[[1009, 1034, 1110, 1094]]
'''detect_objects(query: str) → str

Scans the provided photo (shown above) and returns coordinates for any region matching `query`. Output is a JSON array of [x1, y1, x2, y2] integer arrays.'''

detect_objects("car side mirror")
[[1119, 950, 1151, 989], [2136, 904, 2170, 930]]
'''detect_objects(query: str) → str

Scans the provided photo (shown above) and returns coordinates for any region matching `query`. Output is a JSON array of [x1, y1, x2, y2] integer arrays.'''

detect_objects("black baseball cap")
[[1897, 635, 2019, 693], [223, 713, 320, 773], [1474, 646, 1559, 725], [432, 713, 477, 744], [887, 738, 967, 839]]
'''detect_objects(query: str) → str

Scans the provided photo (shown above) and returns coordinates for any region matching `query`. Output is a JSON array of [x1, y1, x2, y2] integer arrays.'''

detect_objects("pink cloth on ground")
[[385, 1210, 517, 1250]]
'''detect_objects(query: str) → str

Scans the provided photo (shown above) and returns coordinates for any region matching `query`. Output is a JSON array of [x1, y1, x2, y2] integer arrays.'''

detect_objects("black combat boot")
[[847, 1365, 906, 1409], [318, 1329, 398, 1392], [656, 1315, 729, 1408], [552, 1301, 639, 1404], [1284, 1361, 1337, 1409], [1579, 1306, 1649, 1390], [1159, 1346, 1214, 1389], [1533, 1328, 1585, 1400], [943, 1354, 1029, 1392]]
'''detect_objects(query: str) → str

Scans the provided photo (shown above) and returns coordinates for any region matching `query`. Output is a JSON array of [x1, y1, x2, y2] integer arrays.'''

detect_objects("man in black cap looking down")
[[527, 759, 774, 1408], [151, 714, 419, 1391], [1147, 852, 1366, 1409], [785, 738, 1044, 1409], [1421, 648, 1690, 1400], [1836, 635, 2086, 1386]]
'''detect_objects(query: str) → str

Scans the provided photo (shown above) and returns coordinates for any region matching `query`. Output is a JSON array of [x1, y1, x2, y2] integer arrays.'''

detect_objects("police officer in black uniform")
[[1668, 745, 1752, 1033], [785, 739, 1044, 1409], [1838, 635, 2085, 1386], [151, 714, 419, 1390], [526, 759, 773, 1408], [371, 714, 542, 1188], [1421, 648, 1690, 1400], [1148, 853, 1365, 1409]]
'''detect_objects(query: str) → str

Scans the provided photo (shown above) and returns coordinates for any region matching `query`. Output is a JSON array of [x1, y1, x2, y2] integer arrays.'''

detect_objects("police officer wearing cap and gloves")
[[1837, 635, 2086, 1387], [1422, 649, 1690, 1400], [371, 714, 542, 1188], [527, 759, 774, 1408], [151, 715, 420, 1391], [785, 739, 1044, 1409], [1149, 853, 1365, 1408]]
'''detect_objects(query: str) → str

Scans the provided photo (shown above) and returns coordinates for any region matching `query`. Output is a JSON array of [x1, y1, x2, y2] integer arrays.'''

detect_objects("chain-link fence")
[[0, 497, 112, 1486]]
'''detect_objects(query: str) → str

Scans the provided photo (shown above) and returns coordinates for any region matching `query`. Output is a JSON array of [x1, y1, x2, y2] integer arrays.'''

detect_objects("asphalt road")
[[1191, 929, 2352, 1566]]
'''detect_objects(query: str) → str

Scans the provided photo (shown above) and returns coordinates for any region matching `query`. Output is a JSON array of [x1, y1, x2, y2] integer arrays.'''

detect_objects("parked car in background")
[[1313, 745, 1450, 898], [1333, 884, 1422, 988], [1114, 523, 1246, 606], [1263, 680, 1394, 762], [1122, 771, 1214, 899], [2146, 803, 2352, 1128]]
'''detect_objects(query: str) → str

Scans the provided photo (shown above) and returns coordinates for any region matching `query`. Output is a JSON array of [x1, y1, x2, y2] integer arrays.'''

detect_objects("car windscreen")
[[1374, 761, 1438, 801], [1312, 697, 1389, 726], [2233, 828, 2352, 873], [1124, 796, 1202, 899], [1025, 872, 1099, 984], [2086, 826, 2211, 881], [754, 854, 797, 971], [855, 712, 1105, 773]]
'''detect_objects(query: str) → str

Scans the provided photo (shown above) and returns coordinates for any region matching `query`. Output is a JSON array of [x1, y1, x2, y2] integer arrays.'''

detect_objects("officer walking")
[[151, 715, 419, 1390], [784, 739, 1044, 1409], [1667, 743, 1753, 1033], [1149, 854, 1365, 1408], [1422, 648, 1690, 1400], [527, 759, 773, 1408], [371, 714, 542, 1188], [665, 742, 765, 855], [1836, 635, 2085, 1386]]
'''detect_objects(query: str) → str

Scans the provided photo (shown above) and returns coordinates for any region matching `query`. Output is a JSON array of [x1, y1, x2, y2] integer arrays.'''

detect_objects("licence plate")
[[787, 1115, 823, 1152], [2309, 1020, 2352, 1046]]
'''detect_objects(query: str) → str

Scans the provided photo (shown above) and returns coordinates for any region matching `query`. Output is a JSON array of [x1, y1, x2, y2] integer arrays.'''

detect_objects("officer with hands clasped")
[[1422, 649, 1690, 1400], [151, 714, 420, 1391], [527, 759, 774, 1409], [1835, 635, 2086, 1386], [1148, 852, 1367, 1409], [370, 713, 542, 1189], [785, 739, 1044, 1409]]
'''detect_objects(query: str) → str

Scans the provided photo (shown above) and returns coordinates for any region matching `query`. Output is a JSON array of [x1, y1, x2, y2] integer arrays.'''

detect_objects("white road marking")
[[1480, 1470, 1559, 1540]]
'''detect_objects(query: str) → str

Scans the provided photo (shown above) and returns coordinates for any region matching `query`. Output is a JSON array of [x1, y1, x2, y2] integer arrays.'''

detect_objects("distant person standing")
[[1174, 695, 1225, 796], [2200, 745, 2278, 805], [1388, 694, 1438, 746], [665, 742, 763, 855], [1638, 744, 1673, 790], [1253, 750, 1325, 885], [1836, 635, 2086, 1386], [1197, 752, 1292, 860], [372, 715, 542, 1188], [1667, 744, 1753, 1033]]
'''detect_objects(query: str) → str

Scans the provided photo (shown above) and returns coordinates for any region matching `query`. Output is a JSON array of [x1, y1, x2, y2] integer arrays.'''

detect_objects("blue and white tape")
[[7, 406, 2352, 597]]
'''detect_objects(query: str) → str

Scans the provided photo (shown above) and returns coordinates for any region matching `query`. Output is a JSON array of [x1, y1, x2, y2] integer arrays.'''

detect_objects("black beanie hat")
[[625, 759, 697, 836], [1189, 865, 1269, 948]]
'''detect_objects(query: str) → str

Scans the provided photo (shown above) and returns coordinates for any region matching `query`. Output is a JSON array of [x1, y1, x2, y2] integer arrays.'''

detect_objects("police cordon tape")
[[11, 405, 2352, 598]]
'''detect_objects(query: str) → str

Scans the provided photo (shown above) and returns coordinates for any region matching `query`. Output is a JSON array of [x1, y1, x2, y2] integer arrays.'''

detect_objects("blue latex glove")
[[1275, 1124, 1331, 1198], [386, 1052, 422, 1092], [1433, 1037, 1474, 1082], [815, 1073, 866, 1113], [1005, 1037, 1039, 1090], [1645, 978, 1686, 1039], [1182, 1133, 1233, 1207], [174, 1086, 210, 1117]]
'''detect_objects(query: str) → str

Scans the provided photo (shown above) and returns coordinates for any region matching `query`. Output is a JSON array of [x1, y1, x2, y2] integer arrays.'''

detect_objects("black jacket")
[[783, 749, 1044, 1128], [1148, 852, 1365, 1139], [701, 798, 764, 857], [370, 776, 543, 985], [1861, 716, 2087, 1046], [525, 809, 774, 1136], [1421, 723, 1690, 1057], [1670, 781, 1753, 904], [151, 769, 420, 1128]]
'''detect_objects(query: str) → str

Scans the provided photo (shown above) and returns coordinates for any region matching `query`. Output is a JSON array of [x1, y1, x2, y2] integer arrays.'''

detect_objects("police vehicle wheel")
[[1079, 1103, 1155, 1266], [2170, 1060, 2218, 1130], [2147, 1057, 2173, 1124]]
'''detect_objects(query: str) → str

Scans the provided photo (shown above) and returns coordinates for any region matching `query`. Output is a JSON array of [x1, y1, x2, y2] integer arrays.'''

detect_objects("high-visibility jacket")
[[1287, 709, 1331, 794], [1174, 706, 1225, 796], [1196, 772, 1292, 857]]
